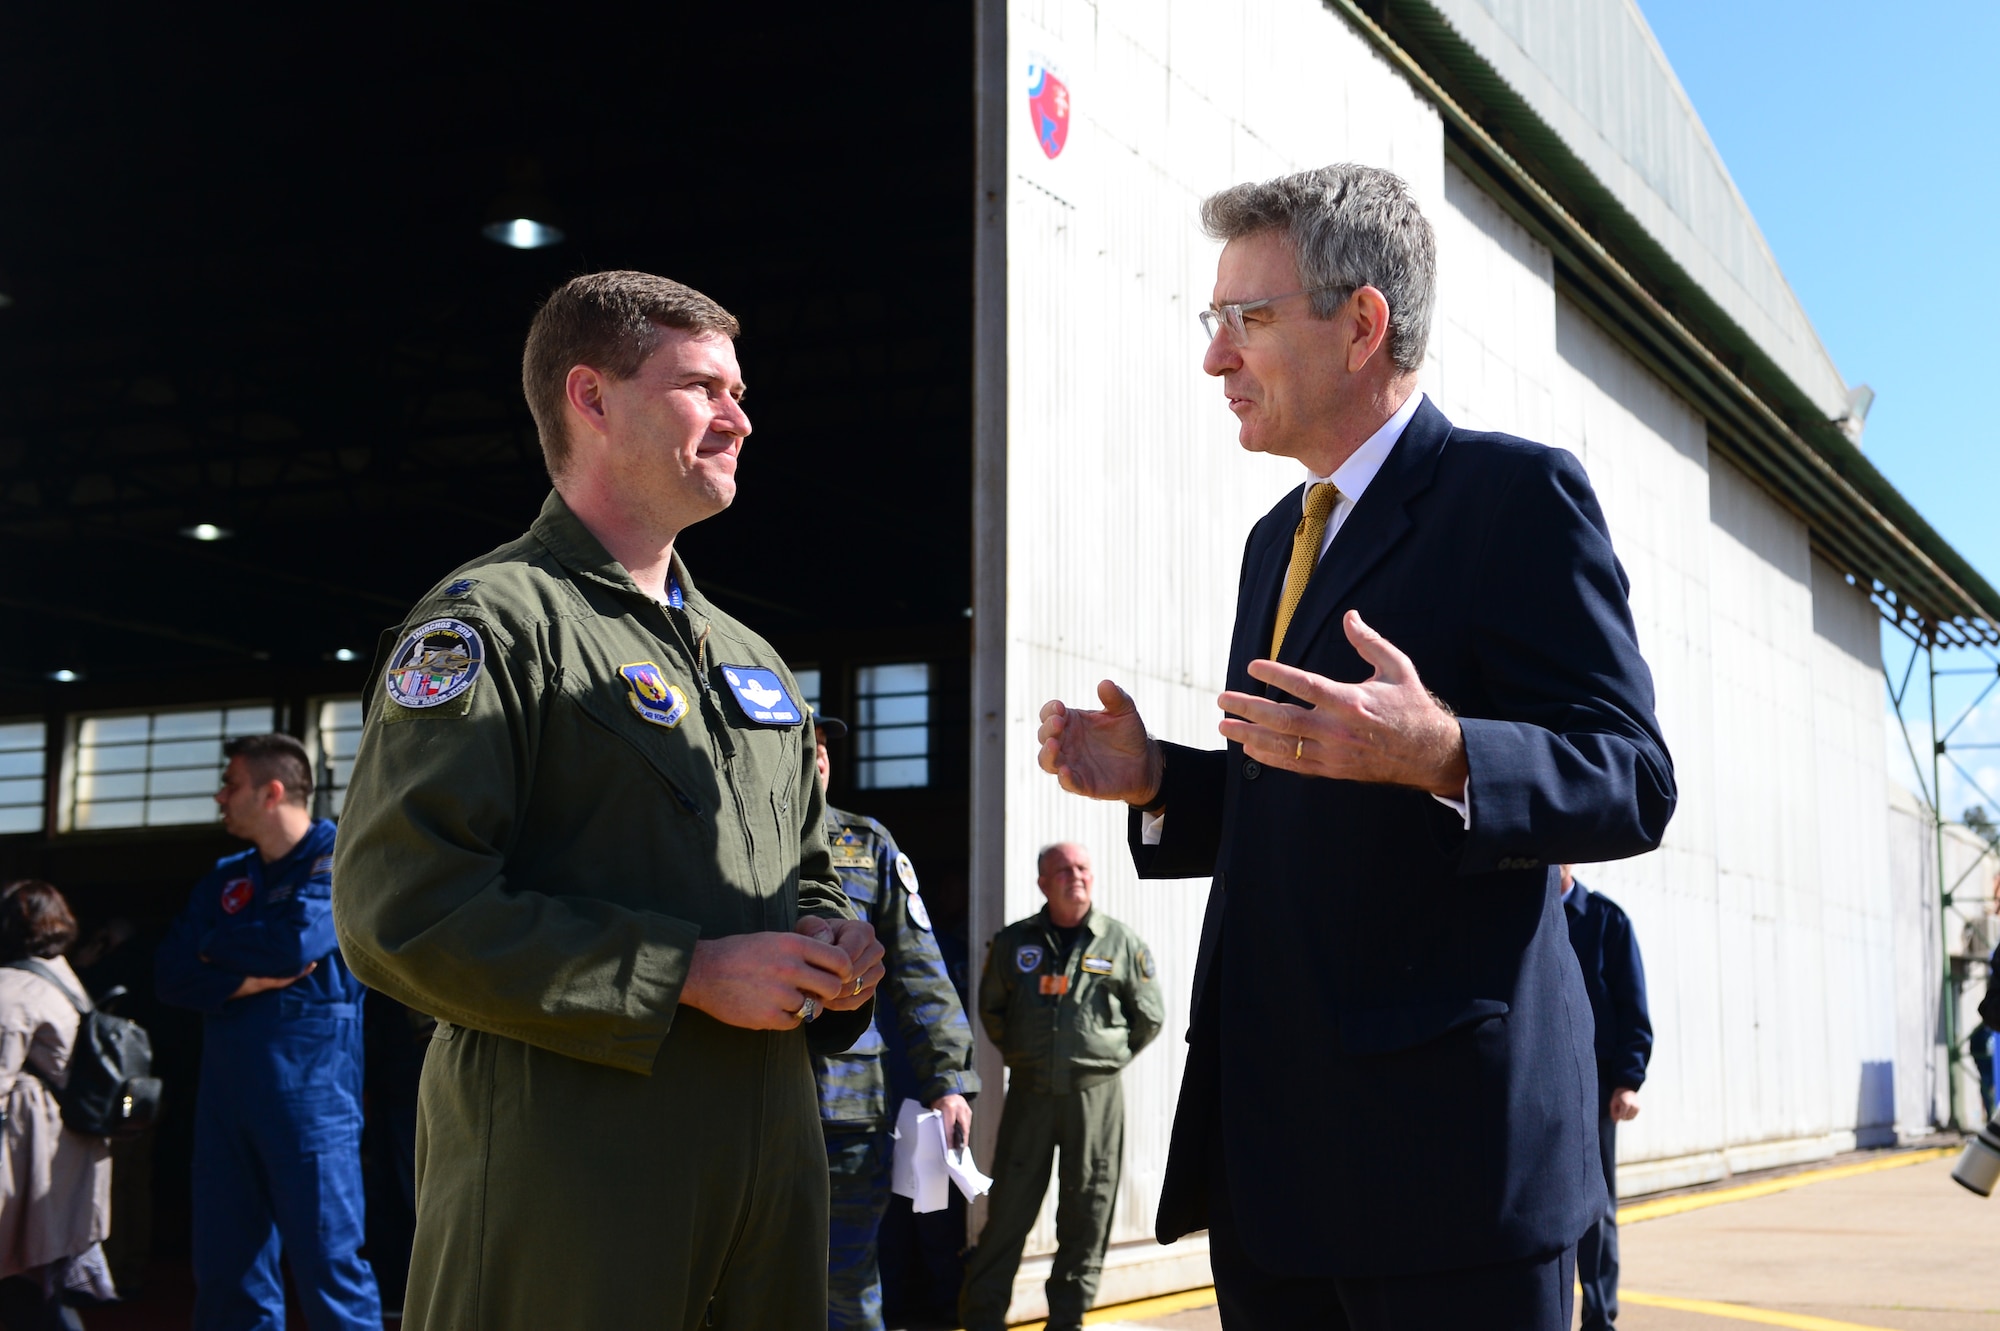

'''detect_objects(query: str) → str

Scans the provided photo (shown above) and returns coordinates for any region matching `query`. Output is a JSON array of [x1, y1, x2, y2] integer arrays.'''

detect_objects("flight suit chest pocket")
[[558, 665, 707, 814]]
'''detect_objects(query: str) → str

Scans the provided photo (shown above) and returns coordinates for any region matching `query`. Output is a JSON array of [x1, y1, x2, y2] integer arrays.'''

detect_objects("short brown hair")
[[0, 881, 78, 961], [225, 733, 313, 807], [521, 271, 741, 481]]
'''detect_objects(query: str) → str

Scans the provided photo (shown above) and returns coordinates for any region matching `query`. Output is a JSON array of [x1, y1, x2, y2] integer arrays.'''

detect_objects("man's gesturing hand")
[[799, 917, 886, 1011], [228, 961, 316, 1002], [1036, 680, 1165, 807], [1217, 610, 1468, 797], [680, 930, 854, 1031]]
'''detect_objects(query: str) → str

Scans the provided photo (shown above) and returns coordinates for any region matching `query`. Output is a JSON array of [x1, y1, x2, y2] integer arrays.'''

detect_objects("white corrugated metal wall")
[[970, 0, 1941, 1315]]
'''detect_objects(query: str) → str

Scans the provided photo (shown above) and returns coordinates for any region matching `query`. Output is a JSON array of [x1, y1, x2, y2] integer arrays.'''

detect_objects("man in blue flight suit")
[[156, 734, 381, 1331], [1561, 865, 1653, 1331], [811, 712, 980, 1331]]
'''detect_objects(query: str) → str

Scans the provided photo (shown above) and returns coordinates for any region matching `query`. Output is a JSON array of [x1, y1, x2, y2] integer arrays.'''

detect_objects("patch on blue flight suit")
[[311, 855, 334, 877], [830, 829, 875, 870], [618, 661, 689, 728], [266, 883, 295, 904], [443, 578, 479, 597], [1081, 955, 1114, 975], [1138, 948, 1155, 980], [718, 665, 801, 725], [1016, 944, 1044, 973], [385, 618, 484, 709], [219, 878, 253, 915]]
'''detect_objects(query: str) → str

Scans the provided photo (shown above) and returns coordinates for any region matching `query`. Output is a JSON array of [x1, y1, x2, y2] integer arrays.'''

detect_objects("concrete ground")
[[1045, 1147, 1999, 1330]]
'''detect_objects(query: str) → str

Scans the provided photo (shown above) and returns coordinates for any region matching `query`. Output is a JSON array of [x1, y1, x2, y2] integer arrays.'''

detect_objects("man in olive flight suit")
[[960, 843, 1165, 1331], [810, 712, 980, 1331], [332, 271, 886, 1331]]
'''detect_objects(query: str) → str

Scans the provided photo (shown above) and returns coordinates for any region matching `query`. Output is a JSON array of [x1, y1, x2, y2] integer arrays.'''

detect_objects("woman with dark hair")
[[0, 881, 112, 1329]]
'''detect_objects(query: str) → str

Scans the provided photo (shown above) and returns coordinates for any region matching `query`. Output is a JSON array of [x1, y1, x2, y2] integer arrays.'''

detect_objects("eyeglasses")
[[1198, 285, 1351, 345]]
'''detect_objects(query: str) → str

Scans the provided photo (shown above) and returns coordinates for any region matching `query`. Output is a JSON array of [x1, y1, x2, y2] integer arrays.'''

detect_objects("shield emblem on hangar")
[[1027, 61, 1069, 159]]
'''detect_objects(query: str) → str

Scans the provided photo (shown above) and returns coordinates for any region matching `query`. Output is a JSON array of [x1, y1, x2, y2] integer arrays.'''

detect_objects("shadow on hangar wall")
[[0, 1, 979, 1276]]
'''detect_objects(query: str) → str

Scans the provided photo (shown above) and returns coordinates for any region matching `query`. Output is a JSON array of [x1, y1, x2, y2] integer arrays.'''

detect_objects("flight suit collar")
[[529, 489, 717, 629], [1036, 904, 1098, 941]]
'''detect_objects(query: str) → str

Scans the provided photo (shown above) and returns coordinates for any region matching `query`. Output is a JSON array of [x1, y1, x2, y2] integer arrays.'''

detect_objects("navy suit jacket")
[[1129, 398, 1675, 1277], [1564, 882, 1653, 1104]]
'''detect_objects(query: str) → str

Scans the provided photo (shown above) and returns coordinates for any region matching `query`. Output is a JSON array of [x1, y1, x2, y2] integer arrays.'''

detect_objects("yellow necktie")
[[1270, 482, 1341, 658]]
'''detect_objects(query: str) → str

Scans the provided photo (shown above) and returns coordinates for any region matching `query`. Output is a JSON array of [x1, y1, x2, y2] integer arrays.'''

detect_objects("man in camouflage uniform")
[[810, 712, 980, 1331], [960, 843, 1165, 1331]]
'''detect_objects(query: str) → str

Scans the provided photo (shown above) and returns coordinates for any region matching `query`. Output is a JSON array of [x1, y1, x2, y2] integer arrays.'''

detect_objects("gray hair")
[[1199, 164, 1436, 372], [1035, 843, 1085, 876]]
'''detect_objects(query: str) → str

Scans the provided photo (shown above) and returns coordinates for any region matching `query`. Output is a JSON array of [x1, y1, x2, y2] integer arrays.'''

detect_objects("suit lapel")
[[1276, 398, 1453, 667]]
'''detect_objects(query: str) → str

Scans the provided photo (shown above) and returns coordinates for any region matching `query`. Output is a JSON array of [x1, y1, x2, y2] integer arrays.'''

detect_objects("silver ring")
[[793, 996, 818, 1024]]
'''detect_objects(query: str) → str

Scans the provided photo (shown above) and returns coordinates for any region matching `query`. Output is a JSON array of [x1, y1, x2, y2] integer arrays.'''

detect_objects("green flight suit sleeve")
[[1123, 933, 1165, 1058], [977, 931, 1012, 1048], [333, 610, 702, 1075]]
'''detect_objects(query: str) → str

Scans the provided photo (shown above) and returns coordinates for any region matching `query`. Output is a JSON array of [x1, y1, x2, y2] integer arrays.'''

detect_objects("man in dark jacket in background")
[[1562, 865, 1653, 1331]]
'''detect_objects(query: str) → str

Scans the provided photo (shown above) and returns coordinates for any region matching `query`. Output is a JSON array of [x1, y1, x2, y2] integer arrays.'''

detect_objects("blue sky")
[[1637, 0, 2000, 816]]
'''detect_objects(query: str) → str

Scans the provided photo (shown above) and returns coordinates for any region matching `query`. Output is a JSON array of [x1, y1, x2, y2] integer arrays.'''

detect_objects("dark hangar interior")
[[0, 4, 976, 1277]]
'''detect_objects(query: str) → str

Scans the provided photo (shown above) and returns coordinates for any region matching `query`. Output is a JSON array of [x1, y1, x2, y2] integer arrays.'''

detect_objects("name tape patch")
[[386, 618, 485, 709], [719, 664, 801, 726], [1080, 955, 1114, 975]]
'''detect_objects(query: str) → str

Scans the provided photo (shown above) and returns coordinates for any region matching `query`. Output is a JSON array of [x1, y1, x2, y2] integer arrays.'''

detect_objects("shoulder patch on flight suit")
[[443, 578, 480, 597], [220, 878, 253, 915], [906, 890, 932, 932], [385, 618, 485, 710], [1015, 944, 1044, 973], [1080, 955, 1114, 975], [718, 664, 802, 725], [1138, 948, 1155, 980], [617, 661, 689, 728], [895, 853, 919, 891], [312, 854, 334, 877]]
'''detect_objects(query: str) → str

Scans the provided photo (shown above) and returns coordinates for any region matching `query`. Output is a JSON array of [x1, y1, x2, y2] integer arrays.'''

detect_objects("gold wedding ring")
[[851, 975, 864, 997], [1295, 737, 1304, 760]]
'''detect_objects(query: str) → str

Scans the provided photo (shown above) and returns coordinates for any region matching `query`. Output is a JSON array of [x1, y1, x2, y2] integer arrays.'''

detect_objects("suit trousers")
[[1199, 1035, 1575, 1331], [1577, 1112, 1620, 1330]]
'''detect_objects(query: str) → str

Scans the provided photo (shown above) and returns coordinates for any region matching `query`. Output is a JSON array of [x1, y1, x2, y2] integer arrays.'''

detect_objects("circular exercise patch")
[[385, 618, 485, 709]]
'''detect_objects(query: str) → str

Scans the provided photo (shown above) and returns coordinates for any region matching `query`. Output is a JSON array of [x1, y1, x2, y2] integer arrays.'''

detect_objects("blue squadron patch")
[[1015, 944, 1044, 973], [443, 578, 479, 597], [385, 618, 484, 709], [718, 664, 802, 725], [618, 661, 689, 728]]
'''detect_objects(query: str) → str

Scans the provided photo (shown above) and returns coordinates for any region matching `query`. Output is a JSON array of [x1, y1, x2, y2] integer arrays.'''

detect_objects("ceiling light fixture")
[[48, 669, 82, 683], [482, 218, 565, 250], [333, 648, 361, 662], [180, 522, 232, 541]]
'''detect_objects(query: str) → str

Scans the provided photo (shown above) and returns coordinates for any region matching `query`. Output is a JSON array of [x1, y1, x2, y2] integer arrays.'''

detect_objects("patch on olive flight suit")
[[1080, 955, 1114, 975], [1138, 948, 1155, 980], [1015, 944, 1044, 973], [718, 664, 802, 725], [618, 661, 689, 728], [219, 879, 253, 915], [384, 618, 484, 710], [442, 578, 480, 597], [830, 829, 876, 871], [1039, 974, 1069, 996]]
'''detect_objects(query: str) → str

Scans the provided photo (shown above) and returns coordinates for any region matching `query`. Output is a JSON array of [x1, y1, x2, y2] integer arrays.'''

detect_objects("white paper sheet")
[[889, 1098, 992, 1213]]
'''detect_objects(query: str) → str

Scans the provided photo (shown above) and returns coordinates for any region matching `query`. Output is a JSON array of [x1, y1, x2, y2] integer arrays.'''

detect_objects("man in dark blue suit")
[[1035, 165, 1675, 1329], [1561, 865, 1652, 1331]]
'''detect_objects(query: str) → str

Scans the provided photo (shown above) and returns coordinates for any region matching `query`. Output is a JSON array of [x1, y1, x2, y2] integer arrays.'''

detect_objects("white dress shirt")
[[1142, 391, 1470, 842]]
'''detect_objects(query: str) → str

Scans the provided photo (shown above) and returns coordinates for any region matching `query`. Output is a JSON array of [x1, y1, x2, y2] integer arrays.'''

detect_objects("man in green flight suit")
[[809, 712, 980, 1331], [960, 843, 1165, 1331], [331, 271, 887, 1331]]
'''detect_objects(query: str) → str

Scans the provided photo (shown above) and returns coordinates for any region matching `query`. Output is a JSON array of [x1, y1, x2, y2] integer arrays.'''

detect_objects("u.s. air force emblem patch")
[[619, 661, 689, 728], [386, 619, 484, 709]]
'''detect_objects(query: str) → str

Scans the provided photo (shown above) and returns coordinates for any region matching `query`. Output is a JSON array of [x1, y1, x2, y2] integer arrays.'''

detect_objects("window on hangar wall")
[[0, 721, 46, 835], [854, 663, 930, 790], [309, 697, 364, 819], [795, 669, 822, 713], [62, 703, 276, 832]]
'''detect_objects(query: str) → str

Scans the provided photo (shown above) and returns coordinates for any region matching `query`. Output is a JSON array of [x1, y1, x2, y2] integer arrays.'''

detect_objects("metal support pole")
[[1931, 634, 1962, 1131]]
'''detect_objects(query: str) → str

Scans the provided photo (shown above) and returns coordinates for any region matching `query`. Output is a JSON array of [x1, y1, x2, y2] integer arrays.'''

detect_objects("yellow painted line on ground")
[[1622, 1289, 1902, 1330], [1007, 1284, 1219, 1329], [1617, 1147, 1954, 1225]]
